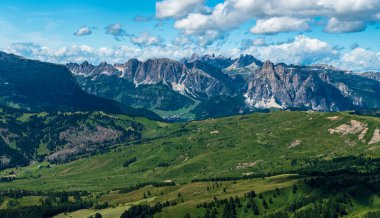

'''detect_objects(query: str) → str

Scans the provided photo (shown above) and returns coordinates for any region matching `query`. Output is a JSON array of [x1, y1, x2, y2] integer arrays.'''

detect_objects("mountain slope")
[[1, 109, 379, 217], [0, 106, 151, 169], [244, 61, 380, 111], [0, 52, 161, 120], [67, 58, 241, 120], [1, 109, 379, 190]]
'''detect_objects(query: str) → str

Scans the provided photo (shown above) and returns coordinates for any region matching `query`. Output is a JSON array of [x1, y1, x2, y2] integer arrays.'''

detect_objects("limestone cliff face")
[[244, 60, 363, 111]]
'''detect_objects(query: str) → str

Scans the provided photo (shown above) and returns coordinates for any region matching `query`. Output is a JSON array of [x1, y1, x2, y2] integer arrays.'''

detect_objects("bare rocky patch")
[[328, 120, 367, 138], [369, 128, 380, 145], [0, 156, 11, 167], [0, 128, 18, 145], [358, 128, 368, 142]]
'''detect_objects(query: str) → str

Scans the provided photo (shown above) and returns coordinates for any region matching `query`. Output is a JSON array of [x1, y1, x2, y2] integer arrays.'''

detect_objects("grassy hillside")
[[1, 173, 380, 218], [0, 110, 380, 217], [1, 110, 380, 190], [0, 107, 157, 169]]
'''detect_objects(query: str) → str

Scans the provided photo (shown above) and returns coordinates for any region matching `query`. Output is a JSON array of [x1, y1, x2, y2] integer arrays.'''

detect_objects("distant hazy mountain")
[[359, 72, 380, 82], [0, 51, 161, 120], [67, 54, 380, 120]]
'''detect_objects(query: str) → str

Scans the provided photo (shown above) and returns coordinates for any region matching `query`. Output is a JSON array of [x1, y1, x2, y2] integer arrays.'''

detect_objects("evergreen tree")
[[251, 200, 260, 215], [262, 199, 269, 209], [292, 184, 298, 194]]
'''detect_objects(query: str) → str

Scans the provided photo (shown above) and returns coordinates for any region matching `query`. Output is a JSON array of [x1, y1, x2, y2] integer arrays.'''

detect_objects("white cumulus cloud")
[[104, 23, 127, 41], [4, 35, 380, 72], [73, 26, 93, 36], [337, 48, 380, 71], [131, 33, 163, 47], [161, 0, 380, 45], [243, 35, 338, 65], [324, 17, 366, 33], [250, 17, 310, 35], [156, 0, 206, 19]]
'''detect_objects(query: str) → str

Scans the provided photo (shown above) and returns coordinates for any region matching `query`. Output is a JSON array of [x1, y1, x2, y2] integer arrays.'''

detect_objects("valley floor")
[[1, 110, 380, 217]]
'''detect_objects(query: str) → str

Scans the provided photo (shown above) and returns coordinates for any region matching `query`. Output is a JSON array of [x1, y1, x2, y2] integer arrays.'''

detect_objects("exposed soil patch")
[[329, 120, 367, 136], [210, 130, 219, 134], [369, 128, 380, 145], [358, 128, 368, 141], [236, 160, 263, 169], [326, 116, 340, 121], [288, 140, 301, 149], [344, 139, 357, 147], [61, 166, 74, 173]]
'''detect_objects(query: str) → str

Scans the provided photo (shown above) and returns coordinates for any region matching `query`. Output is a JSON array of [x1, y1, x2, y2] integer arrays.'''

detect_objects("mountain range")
[[67, 54, 380, 121], [0, 51, 161, 120], [0, 51, 379, 121]]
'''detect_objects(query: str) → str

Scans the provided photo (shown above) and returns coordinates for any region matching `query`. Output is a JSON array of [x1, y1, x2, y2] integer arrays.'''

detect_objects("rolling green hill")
[[0, 107, 153, 169], [0, 109, 380, 217]]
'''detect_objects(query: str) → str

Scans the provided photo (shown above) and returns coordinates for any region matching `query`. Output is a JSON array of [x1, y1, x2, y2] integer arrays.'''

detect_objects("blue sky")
[[1, 0, 380, 71]]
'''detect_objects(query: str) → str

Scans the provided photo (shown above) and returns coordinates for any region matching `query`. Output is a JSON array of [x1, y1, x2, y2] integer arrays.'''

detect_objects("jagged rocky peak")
[[262, 60, 275, 70], [125, 58, 140, 65], [64, 53, 380, 115], [186, 53, 201, 63], [236, 54, 263, 67], [67, 60, 121, 77], [199, 54, 235, 69], [99, 61, 108, 67], [81, 61, 91, 66], [113, 58, 141, 78]]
